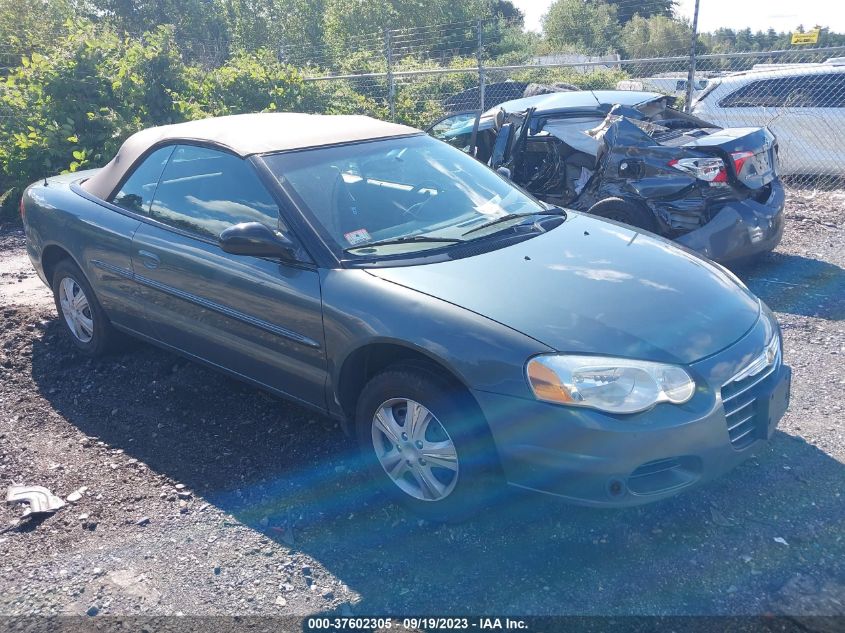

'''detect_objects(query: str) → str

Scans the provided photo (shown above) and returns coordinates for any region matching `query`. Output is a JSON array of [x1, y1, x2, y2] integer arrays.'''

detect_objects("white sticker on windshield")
[[344, 228, 372, 246]]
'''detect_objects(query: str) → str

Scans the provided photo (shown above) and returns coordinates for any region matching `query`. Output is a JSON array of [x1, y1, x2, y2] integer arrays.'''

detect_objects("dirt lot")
[[0, 190, 844, 620]]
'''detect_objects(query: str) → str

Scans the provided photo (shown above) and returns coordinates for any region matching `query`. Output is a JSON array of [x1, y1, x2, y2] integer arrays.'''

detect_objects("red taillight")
[[730, 150, 754, 177], [668, 157, 727, 184]]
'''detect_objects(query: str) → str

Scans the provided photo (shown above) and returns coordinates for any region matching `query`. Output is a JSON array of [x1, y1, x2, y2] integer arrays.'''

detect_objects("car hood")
[[366, 213, 760, 365]]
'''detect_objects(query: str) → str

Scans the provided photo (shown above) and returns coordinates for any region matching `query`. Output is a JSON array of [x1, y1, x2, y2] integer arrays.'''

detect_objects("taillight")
[[19, 195, 25, 221], [730, 150, 754, 177], [668, 157, 728, 184]]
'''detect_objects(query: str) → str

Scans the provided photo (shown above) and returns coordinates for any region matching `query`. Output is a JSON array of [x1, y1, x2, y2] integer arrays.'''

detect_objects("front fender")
[[319, 268, 552, 419]]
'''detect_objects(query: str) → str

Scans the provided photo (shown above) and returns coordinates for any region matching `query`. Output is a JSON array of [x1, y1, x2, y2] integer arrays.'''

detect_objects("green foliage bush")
[[174, 50, 306, 118], [392, 56, 478, 129], [0, 23, 187, 217], [0, 22, 307, 222], [505, 67, 629, 91]]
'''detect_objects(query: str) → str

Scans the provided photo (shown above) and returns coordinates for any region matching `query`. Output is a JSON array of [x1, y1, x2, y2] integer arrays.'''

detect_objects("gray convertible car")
[[21, 113, 791, 520]]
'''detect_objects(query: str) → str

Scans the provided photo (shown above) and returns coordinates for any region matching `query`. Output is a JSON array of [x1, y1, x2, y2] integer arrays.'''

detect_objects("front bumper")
[[675, 179, 786, 263], [473, 320, 792, 507]]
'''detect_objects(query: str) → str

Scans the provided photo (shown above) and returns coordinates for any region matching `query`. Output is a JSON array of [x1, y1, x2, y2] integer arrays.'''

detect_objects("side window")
[[720, 79, 784, 108], [110, 145, 175, 213], [778, 75, 817, 108], [149, 145, 282, 239], [428, 112, 478, 151], [806, 75, 845, 108], [720, 75, 845, 109]]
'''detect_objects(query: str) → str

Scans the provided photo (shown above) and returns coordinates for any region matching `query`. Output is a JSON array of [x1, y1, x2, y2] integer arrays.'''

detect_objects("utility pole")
[[385, 28, 396, 122], [477, 20, 486, 112], [684, 0, 701, 113]]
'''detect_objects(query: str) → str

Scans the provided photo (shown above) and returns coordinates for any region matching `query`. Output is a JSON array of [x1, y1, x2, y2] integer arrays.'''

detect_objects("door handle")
[[137, 250, 160, 269]]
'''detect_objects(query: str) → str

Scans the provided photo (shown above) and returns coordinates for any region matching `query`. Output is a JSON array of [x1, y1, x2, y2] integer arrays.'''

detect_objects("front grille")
[[721, 355, 779, 449]]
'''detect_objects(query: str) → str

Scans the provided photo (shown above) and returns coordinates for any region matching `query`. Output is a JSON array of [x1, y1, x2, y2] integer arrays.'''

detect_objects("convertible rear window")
[[263, 135, 544, 258], [111, 146, 175, 214]]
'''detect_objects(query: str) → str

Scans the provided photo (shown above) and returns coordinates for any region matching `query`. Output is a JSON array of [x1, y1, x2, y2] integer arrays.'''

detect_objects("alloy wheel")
[[371, 398, 459, 502], [58, 277, 94, 343]]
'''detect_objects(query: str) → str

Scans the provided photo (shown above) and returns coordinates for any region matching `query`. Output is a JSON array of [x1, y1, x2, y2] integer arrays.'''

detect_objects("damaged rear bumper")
[[675, 179, 785, 263]]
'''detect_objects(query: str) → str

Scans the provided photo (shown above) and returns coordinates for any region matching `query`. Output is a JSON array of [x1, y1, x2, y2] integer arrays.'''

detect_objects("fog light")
[[608, 479, 625, 497]]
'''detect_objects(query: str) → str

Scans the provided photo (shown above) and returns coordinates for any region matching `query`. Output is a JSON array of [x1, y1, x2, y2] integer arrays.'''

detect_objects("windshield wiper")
[[461, 209, 564, 237], [344, 235, 463, 252]]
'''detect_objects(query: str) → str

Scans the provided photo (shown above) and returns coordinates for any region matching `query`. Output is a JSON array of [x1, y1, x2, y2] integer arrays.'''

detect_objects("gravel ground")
[[0, 190, 843, 620]]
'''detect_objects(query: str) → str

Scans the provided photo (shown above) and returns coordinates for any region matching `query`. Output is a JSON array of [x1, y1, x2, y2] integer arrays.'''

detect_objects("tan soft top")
[[82, 112, 420, 200]]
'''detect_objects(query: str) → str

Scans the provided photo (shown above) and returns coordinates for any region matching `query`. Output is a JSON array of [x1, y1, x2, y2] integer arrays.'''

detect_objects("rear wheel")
[[51, 259, 117, 356], [588, 197, 657, 232], [355, 364, 498, 522]]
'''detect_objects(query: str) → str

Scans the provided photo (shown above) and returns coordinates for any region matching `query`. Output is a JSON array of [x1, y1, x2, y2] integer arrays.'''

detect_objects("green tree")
[[492, 0, 523, 23], [321, 0, 490, 66], [0, 0, 75, 64], [542, 0, 621, 53], [222, 0, 325, 61], [620, 14, 691, 58], [82, 0, 230, 62], [605, 0, 674, 24]]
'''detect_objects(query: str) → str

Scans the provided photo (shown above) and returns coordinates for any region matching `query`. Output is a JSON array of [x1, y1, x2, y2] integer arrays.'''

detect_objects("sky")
[[512, 0, 845, 33]]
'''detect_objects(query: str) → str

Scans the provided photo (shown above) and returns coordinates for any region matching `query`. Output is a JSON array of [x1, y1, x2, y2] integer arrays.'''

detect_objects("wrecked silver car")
[[428, 90, 785, 263]]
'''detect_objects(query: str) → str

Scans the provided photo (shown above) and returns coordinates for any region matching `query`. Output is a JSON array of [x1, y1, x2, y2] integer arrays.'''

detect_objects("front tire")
[[51, 259, 117, 357], [355, 364, 498, 522]]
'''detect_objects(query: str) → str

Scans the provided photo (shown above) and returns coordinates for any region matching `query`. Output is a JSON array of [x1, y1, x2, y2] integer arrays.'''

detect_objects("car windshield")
[[262, 134, 545, 258]]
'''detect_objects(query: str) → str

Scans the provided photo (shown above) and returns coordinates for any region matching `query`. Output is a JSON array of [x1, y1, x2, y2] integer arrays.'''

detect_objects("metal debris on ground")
[[65, 486, 88, 503], [6, 484, 66, 517]]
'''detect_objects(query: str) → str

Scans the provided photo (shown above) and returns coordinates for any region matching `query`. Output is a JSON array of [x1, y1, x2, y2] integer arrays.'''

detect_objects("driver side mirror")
[[219, 222, 296, 260]]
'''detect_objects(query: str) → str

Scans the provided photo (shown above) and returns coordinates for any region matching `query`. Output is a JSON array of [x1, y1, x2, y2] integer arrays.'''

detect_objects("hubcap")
[[371, 398, 459, 502], [58, 277, 94, 343]]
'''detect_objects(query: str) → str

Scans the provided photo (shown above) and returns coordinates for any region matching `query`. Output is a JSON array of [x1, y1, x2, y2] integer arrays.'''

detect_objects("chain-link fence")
[[302, 22, 845, 189], [3, 8, 845, 214]]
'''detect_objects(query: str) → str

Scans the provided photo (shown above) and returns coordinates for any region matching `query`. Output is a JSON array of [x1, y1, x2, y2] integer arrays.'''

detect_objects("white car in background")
[[617, 76, 710, 97], [692, 59, 845, 176]]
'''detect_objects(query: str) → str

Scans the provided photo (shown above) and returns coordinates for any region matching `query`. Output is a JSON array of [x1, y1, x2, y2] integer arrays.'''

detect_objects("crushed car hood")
[[366, 213, 761, 365]]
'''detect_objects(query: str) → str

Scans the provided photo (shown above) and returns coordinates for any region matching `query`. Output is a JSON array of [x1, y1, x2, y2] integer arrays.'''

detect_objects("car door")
[[785, 73, 845, 176], [129, 144, 327, 409], [89, 145, 176, 334]]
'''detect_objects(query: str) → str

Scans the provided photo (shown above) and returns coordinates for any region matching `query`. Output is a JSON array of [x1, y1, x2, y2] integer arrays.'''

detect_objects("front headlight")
[[526, 354, 695, 414], [761, 303, 781, 358]]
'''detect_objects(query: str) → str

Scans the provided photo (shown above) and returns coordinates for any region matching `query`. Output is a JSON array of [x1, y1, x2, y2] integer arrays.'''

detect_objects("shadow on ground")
[[29, 324, 845, 616], [733, 253, 845, 321]]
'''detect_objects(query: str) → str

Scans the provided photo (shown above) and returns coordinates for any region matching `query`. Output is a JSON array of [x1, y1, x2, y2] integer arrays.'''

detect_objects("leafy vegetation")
[[0, 21, 311, 219], [1, 0, 843, 221], [542, 0, 621, 55]]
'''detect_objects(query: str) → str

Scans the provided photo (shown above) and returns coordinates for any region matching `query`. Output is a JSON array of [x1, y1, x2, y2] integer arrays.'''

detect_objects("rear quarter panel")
[[23, 174, 145, 330]]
